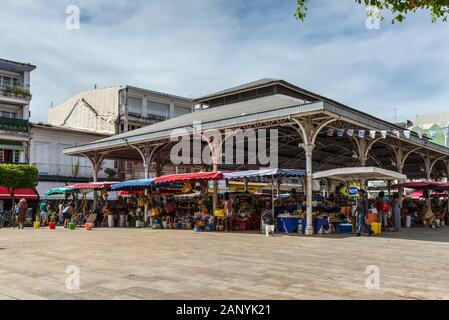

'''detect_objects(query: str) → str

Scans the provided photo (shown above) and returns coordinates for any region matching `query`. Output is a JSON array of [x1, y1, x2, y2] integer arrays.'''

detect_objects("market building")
[[63, 78, 449, 234]]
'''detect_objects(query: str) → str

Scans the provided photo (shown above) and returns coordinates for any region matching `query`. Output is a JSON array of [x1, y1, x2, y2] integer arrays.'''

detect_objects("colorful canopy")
[[154, 171, 224, 184], [111, 178, 155, 191], [66, 181, 119, 190], [223, 168, 306, 180], [44, 187, 77, 197]]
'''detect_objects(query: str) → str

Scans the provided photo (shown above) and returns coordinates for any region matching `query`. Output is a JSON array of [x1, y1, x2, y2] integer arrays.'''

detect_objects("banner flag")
[[403, 130, 411, 139], [337, 129, 344, 137], [429, 129, 436, 139], [392, 130, 400, 138], [358, 130, 366, 138], [327, 128, 335, 136], [380, 130, 387, 139], [369, 130, 376, 139], [347, 129, 354, 137]]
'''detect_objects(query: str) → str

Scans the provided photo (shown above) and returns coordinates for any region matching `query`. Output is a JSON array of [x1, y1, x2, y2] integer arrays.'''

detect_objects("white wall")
[[30, 125, 114, 179], [48, 86, 121, 134]]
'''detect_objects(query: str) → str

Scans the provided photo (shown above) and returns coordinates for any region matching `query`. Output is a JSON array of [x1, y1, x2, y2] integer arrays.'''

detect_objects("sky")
[[1, 0, 449, 123]]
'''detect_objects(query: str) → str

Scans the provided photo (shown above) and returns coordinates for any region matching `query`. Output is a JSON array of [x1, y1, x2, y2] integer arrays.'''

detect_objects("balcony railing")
[[0, 117, 29, 132], [0, 83, 31, 100]]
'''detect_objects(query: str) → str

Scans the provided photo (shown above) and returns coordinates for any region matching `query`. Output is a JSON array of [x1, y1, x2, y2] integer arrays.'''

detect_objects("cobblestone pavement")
[[0, 226, 448, 299]]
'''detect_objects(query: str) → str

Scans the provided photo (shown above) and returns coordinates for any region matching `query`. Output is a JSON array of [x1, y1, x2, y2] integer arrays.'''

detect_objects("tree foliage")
[[0, 164, 39, 196], [295, 0, 449, 23]]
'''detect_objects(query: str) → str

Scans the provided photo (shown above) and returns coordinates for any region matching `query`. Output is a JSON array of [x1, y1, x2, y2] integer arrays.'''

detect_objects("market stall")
[[223, 168, 307, 234], [314, 167, 407, 233], [392, 181, 449, 228]]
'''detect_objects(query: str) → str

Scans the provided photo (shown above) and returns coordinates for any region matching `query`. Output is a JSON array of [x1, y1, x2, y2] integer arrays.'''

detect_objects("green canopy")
[[44, 187, 77, 197]]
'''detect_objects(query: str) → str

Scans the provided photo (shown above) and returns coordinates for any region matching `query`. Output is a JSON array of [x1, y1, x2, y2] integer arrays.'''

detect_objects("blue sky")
[[1, 0, 448, 123]]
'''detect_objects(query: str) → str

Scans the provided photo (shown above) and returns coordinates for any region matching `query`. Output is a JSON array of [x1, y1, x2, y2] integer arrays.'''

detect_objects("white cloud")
[[1, 0, 448, 123]]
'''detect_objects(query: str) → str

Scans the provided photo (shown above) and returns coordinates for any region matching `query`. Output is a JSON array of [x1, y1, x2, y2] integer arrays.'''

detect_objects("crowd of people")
[[353, 189, 448, 236]]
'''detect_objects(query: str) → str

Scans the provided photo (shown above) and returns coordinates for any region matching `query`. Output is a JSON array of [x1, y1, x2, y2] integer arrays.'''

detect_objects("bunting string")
[[324, 128, 448, 140]]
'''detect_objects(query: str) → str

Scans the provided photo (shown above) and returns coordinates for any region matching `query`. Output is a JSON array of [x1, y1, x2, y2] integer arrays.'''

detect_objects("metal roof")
[[0, 58, 36, 72], [64, 92, 449, 157], [195, 78, 281, 101]]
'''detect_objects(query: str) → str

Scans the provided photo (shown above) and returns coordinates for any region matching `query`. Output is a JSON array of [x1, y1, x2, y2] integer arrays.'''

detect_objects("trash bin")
[[108, 215, 114, 228]]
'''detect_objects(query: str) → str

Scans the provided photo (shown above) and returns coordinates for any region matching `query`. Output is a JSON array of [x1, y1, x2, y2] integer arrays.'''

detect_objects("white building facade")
[[29, 123, 114, 181]]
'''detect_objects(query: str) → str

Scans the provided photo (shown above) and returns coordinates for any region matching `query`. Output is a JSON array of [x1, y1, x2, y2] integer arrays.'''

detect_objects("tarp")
[[223, 168, 306, 180], [313, 167, 407, 181], [66, 181, 119, 190], [0, 186, 38, 200], [44, 187, 77, 197], [111, 178, 155, 191], [154, 171, 224, 184]]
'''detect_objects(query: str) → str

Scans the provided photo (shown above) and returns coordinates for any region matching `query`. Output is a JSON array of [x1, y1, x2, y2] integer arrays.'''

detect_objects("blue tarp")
[[111, 178, 155, 191], [223, 168, 306, 180]]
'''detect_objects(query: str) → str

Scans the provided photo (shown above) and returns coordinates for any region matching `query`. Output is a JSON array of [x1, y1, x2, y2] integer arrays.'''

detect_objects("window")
[[0, 149, 20, 163], [174, 106, 190, 117], [127, 97, 142, 115], [0, 111, 18, 118], [147, 100, 169, 118], [12, 150, 19, 163]]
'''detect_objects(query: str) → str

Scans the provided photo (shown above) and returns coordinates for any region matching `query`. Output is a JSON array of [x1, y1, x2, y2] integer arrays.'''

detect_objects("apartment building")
[[48, 85, 194, 179], [0, 58, 36, 164]]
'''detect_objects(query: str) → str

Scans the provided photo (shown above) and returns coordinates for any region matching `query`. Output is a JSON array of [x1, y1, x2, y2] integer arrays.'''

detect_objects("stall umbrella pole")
[[271, 175, 275, 231]]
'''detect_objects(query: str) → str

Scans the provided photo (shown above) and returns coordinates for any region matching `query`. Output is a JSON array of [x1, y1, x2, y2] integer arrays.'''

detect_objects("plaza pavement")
[[0, 226, 448, 300]]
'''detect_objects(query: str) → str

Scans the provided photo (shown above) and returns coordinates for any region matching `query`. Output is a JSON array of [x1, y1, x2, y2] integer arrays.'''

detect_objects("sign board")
[[208, 180, 228, 190]]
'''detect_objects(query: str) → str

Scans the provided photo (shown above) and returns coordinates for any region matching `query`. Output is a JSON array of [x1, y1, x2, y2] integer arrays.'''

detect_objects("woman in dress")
[[392, 193, 402, 231], [17, 198, 28, 229]]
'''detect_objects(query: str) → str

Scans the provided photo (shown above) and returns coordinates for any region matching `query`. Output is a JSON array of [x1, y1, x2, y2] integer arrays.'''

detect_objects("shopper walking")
[[39, 199, 50, 226], [392, 193, 402, 231], [375, 191, 386, 229], [62, 202, 74, 228], [224, 192, 234, 231], [355, 189, 373, 236], [17, 198, 28, 229]]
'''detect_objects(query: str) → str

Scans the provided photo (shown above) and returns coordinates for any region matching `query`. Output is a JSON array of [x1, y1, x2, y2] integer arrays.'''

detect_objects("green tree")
[[104, 167, 117, 180], [295, 0, 449, 23], [0, 164, 39, 209]]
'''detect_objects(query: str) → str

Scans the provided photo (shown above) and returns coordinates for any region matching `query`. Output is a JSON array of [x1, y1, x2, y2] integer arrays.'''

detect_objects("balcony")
[[0, 83, 32, 101], [0, 117, 29, 132]]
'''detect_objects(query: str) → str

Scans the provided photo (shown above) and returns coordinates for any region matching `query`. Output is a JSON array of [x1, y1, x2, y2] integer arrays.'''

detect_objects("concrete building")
[[29, 123, 114, 181], [48, 86, 194, 179], [0, 58, 36, 164]]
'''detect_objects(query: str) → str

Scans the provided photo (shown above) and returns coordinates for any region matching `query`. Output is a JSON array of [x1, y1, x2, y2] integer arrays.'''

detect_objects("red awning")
[[411, 190, 446, 199], [0, 186, 38, 200], [66, 181, 119, 190], [154, 171, 224, 184], [393, 181, 449, 190]]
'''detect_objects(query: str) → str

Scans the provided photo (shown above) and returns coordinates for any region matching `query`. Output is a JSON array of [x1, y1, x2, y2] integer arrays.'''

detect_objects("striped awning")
[[0, 140, 24, 151]]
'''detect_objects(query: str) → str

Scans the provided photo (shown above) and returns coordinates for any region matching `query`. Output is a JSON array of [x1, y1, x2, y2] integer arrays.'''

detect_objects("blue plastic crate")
[[337, 223, 352, 233]]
